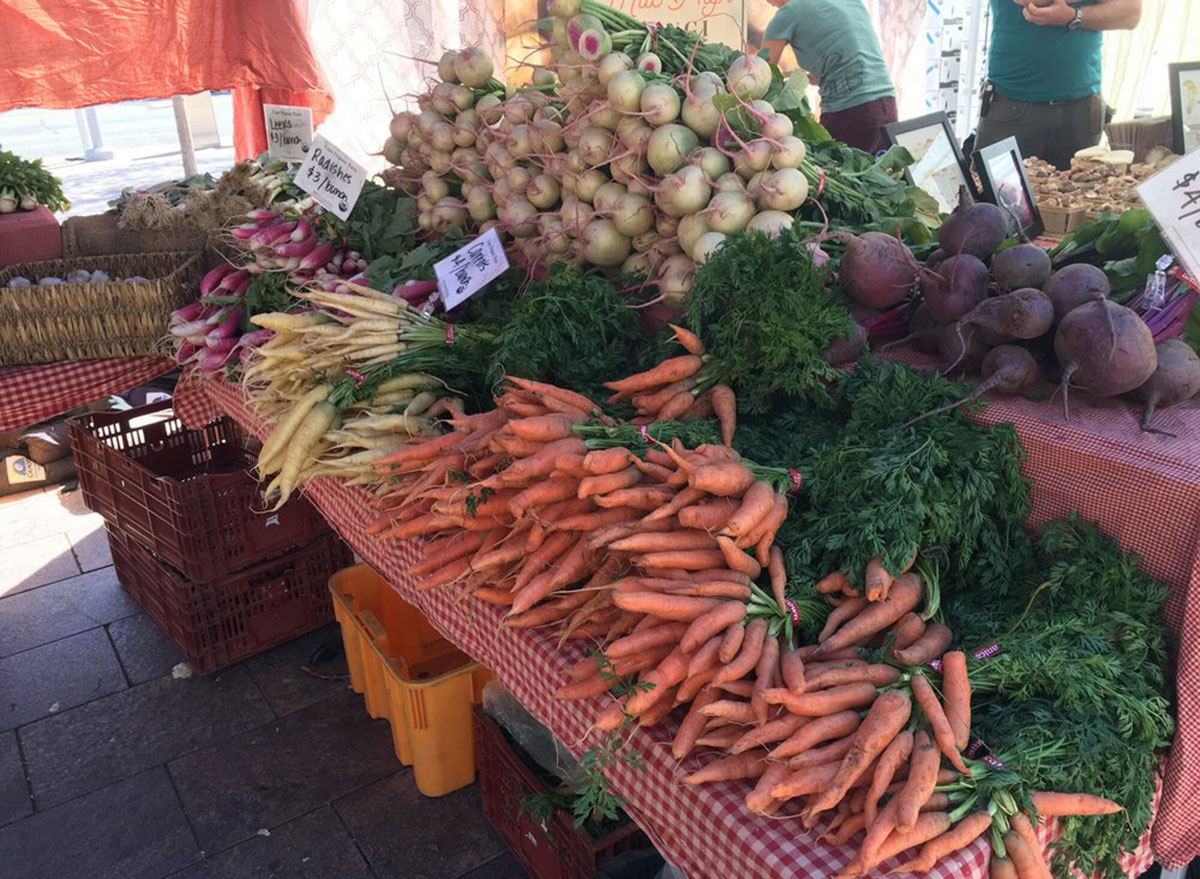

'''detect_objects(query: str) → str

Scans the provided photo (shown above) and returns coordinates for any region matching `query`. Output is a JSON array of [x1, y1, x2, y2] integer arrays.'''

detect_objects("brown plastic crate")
[[69, 401, 329, 580], [475, 707, 651, 879], [107, 524, 351, 673]]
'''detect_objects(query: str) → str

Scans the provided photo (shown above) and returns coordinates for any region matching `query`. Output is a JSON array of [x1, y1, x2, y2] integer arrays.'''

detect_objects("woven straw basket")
[[0, 251, 202, 366]]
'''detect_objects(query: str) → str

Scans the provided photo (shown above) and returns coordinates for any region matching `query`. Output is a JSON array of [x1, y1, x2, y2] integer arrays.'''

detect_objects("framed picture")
[[882, 112, 975, 214], [1169, 61, 1200, 156], [976, 136, 1043, 239]]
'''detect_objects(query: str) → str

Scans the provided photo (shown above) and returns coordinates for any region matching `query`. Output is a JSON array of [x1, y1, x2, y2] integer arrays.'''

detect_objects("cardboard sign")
[[263, 104, 313, 162], [295, 134, 366, 221], [5, 455, 45, 485], [1137, 150, 1200, 283], [433, 228, 510, 311]]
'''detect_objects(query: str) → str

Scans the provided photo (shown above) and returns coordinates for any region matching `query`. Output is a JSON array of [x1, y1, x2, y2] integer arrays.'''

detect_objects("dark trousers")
[[974, 91, 1102, 171], [821, 96, 899, 155]]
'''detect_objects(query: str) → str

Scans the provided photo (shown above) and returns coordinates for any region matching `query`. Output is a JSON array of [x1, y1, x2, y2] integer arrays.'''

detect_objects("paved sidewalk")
[[0, 484, 526, 879]]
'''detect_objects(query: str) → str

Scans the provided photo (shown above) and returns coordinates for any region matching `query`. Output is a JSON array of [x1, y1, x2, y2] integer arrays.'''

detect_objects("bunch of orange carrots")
[[608, 324, 737, 445]]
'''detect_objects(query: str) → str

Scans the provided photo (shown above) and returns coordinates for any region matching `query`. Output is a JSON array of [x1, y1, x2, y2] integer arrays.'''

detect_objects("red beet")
[[1054, 299, 1157, 419], [921, 253, 989, 322]]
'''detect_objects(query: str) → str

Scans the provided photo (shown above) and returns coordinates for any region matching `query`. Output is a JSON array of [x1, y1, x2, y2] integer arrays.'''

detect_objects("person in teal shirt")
[[761, 0, 897, 154], [975, 0, 1142, 170]]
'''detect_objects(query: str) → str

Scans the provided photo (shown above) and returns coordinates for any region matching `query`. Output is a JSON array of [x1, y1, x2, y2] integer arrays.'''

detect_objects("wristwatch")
[[1067, 6, 1084, 30]]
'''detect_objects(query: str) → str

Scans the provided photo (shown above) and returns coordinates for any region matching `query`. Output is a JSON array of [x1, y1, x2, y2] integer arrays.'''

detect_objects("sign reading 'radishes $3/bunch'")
[[296, 134, 366, 221]]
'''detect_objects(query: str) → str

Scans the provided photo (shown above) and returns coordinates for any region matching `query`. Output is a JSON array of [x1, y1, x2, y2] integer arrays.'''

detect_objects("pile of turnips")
[[861, 190, 1200, 429], [380, 17, 834, 305], [6, 269, 137, 287]]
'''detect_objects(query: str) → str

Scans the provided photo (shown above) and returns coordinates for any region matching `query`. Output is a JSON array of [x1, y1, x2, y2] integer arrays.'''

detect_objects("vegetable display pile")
[[0, 147, 68, 213], [380, 24, 934, 305]]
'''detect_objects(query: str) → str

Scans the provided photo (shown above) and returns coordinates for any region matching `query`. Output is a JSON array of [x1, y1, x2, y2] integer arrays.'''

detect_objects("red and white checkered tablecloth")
[[174, 374, 1162, 878], [0, 357, 175, 431]]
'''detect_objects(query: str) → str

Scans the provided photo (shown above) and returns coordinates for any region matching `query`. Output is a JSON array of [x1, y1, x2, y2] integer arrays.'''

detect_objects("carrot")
[[893, 623, 954, 666], [593, 699, 628, 732], [714, 680, 755, 698], [708, 383, 737, 446], [626, 649, 691, 715], [668, 581, 752, 600], [578, 466, 640, 499], [678, 497, 740, 531], [720, 481, 775, 538], [780, 648, 806, 695], [910, 673, 970, 775], [1028, 791, 1122, 816], [751, 496, 789, 566], [551, 507, 639, 533], [682, 752, 767, 786], [555, 673, 615, 700], [679, 600, 747, 653], [694, 726, 744, 749], [855, 793, 902, 877], [798, 645, 863, 662], [769, 760, 845, 800], [612, 645, 673, 678], [804, 689, 913, 820], [485, 438, 586, 487], [613, 592, 719, 621], [604, 623, 690, 661], [508, 412, 587, 443], [990, 857, 1019, 879], [819, 597, 869, 643], [715, 536, 762, 579], [629, 457, 675, 482], [730, 713, 808, 755], [888, 612, 926, 653], [810, 574, 924, 658], [752, 634, 781, 724], [667, 323, 706, 355], [713, 618, 767, 684], [1003, 831, 1044, 879], [868, 812, 952, 870], [865, 730, 914, 826], [827, 813, 869, 846], [605, 355, 704, 394], [408, 532, 486, 577], [474, 586, 515, 605], [769, 709, 861, 759], [505, 377, 600, 415], [509, 478, 582, 518], [940, 650, 971, 751], [582, 447, 633, 475], [719, 622, 745, 663], [512, 541, 595, 614], [513, 531, 576, 590], [864, 556, 894, 601], [764, 682, 879, 717], [672, 687, 723, 760], [688, 462, 755, 497], [700, 699, 757, 724], [890, 811, 993, 874], [817, 571, 850, 594], [745, 763, 791, 815], [1007, 813, 1052, 879], [895, 729, 941, 833], [805, 663, 901, 691], [594, 486, 676, 511], [609, 530, 717, 553], [638, 549, 728, 570], [786, 735, 856, 770]]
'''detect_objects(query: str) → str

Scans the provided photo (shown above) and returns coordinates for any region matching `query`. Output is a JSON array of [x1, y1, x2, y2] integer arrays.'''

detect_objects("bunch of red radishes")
[[169, 263, 272, 373]]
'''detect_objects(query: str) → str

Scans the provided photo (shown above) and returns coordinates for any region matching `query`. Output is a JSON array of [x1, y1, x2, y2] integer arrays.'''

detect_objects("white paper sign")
[[295, 134, 366, 221], [263, 104, 313, 162], [1136, 151, 1200, 284], [433, 228, 510, 311]]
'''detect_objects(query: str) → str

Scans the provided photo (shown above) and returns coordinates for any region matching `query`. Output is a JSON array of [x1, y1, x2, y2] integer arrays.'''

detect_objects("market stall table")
[[0, 357, 174, 431], [174, 374, 1159, 879]]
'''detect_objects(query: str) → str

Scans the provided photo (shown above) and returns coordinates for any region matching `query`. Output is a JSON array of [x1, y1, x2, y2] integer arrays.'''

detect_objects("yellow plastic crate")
[[330, 564, 492, 796]]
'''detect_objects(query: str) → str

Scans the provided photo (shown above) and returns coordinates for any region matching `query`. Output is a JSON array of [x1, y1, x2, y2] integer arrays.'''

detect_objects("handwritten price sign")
[[1136, 151, 1200, 283], [295, 134, 365, 221], [263, 105, 313, 162], [433, 228, 510, 311]]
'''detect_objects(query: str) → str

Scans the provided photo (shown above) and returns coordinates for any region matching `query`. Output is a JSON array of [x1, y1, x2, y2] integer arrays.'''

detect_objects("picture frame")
[[976, 136, 1044, 239], [1169, 61, 1200, 156], [882, 112, 976, 214]]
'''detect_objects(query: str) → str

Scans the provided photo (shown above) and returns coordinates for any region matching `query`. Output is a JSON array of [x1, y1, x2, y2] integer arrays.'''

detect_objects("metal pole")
[[172, 96, 198, 178], [82, 107, 113, 161]]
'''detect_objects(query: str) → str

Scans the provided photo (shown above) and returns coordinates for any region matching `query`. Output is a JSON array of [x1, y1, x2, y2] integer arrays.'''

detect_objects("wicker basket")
[[0, 251, 202, 366]]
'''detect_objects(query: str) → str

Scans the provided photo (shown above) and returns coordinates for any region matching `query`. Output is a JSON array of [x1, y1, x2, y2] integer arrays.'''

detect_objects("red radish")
[[835, 232, 919, 309], [175, 340, 198, 365], [206, 309, 243, 340], [1132, 339, 1200, 432], [274, 236, 319, 259], [299, 241, 336, 273], [899, 345, 1039, 428], [199, 264, 236, 295], [921, 253, 989, 322], [1054, 299, 1157, 419], [171, 301, 206, 325]]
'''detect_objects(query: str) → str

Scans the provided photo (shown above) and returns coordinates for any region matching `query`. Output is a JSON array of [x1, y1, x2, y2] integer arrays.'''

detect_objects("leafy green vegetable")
[[0, 147, 68, 212], [1050, 209, 1170, 302], [317, 181, 416, 260], [686, 228, 855, 413], [487, 265, 647, 401]]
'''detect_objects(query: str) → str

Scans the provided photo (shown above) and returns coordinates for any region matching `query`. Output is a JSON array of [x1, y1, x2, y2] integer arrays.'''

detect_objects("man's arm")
[[1021, 0, 1141, 31], [763, 39, 790, 66]]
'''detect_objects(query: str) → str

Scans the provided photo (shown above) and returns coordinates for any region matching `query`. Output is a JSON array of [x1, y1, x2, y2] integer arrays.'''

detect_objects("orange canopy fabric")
[[0, 0, 331, 113]]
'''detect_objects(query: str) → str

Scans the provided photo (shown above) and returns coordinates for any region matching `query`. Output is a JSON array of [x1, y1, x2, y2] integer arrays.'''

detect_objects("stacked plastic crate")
[[69, 401, 352, 673]]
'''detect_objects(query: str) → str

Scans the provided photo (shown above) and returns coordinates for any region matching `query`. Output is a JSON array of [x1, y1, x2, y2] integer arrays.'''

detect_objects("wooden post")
[[172, 96, 198, 178]]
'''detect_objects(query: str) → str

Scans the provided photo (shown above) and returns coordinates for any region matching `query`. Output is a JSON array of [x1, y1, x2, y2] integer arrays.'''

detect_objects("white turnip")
[[648, 125, 699, 175], [612, 193, 655, 236], [655, 165, 711, 217], [705, 190, 755, 234], [641, 84, 682, 126], [1054, 299, 1157, 419], [690, 147, 730, 181], [454, 47, 494, 87], [681, 93, 721, 138], [692, 231, 728, 265], [746, 210, 793, 238], [598, 52, 633, 85], [758, 168, 809, 211], [726, 54, 771, 99], [581, 218, 631, 266], [677, 213, 710, 255], [771, 136, 807, 169]]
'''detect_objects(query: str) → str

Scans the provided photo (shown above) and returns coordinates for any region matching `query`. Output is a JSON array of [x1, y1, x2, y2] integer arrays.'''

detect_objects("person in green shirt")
[[974, 0, 1142, 170], [761, 0, 897, 154]]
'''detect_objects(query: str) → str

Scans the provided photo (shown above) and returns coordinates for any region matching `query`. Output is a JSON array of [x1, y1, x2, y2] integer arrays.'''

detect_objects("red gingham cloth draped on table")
[[0, 357, 174, 431], [172, 374, 1163, 878]]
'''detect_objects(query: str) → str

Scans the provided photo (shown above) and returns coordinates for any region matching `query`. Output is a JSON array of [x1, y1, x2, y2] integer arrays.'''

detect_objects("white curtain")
[[1102, 0, 1198, 121]]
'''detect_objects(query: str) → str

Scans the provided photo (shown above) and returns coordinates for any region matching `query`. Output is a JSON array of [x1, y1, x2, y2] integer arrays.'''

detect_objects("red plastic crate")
[[107, 524, 351, 673], [475, 707, 651, 879], [70, 401, 329, 580]]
